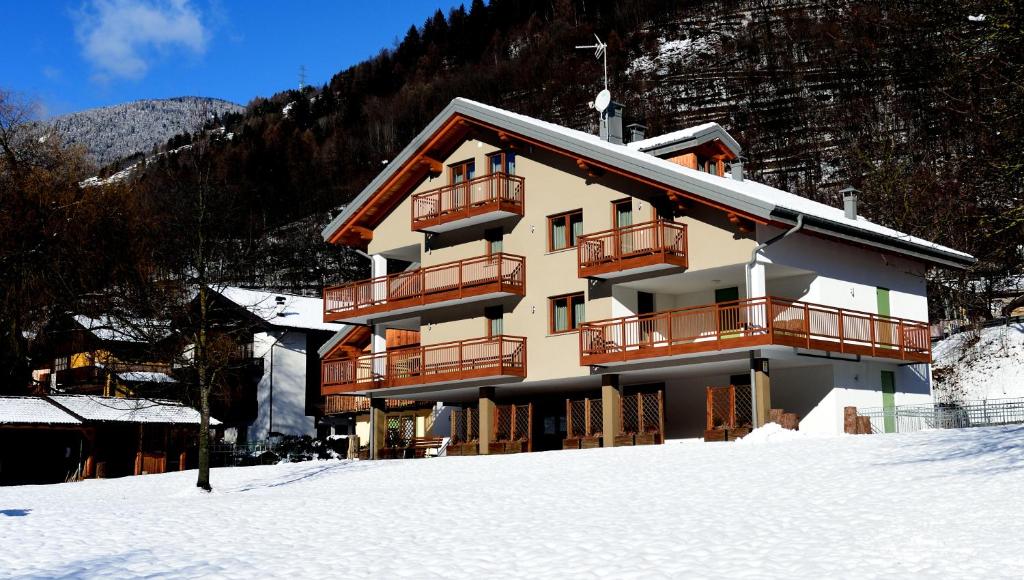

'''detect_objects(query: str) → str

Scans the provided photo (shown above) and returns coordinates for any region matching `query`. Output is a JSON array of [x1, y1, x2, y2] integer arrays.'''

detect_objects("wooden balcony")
[[576, 220, 688, 279], [322, 395, 423, 415], [323, 253, 526, 324], [411, 173, 524, 232], [322, 335, 527, 395], [579, 296, 931, 366]]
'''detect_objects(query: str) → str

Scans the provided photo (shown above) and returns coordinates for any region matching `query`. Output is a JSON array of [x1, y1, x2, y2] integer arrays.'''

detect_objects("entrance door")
[[614, 199, 634, 256], [531, 397, 567, 451], [638, 291, 656, 344], [881, 370, 896, 433], [876, 287, 894, 348], [716, 287, 741, 334]]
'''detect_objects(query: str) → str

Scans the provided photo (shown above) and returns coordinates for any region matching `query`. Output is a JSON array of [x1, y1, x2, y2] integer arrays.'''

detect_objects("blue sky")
[[9, 0, 465, 118]]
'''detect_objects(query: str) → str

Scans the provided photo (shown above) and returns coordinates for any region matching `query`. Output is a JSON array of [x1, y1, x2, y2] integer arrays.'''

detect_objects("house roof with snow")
[[213, 286, 347, 333], [322, 98, 974, 268], [0, 397, 82, 425], [626, 122, 741, 157], [47, 395, 219, 425], [115, 371, 177, 384], [71, 314, 172, 344]]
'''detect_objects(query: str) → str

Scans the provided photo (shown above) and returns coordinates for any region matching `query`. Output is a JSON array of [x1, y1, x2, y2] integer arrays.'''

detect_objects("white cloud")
[[74, 0, 208, 82]]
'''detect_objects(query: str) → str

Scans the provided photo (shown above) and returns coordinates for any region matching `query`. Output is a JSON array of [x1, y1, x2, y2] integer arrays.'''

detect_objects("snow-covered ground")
[[2, 426, 1023, 578], [933, 322, 1024, 401]]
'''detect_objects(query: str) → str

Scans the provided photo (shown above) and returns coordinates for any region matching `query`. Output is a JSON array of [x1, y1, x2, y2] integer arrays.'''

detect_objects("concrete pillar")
[[601, 374, 621, 447], [751, 356, 771, 427], [478, 387, 495, 455], [371, 254, 387, 303], [746, 258, 766, 299], [369, 398, 386, 460]]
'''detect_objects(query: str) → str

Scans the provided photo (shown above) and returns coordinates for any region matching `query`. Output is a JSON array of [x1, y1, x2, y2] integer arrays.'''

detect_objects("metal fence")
[[209, 441, 278, 467], [859, 398, 1024, 433]]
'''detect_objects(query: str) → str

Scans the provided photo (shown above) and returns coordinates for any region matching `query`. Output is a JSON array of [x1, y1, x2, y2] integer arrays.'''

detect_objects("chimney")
[[730, 158, 745, 182], [626, 123, 646, 143], [600, 101, 624, 145], [840, 186, 859, 220]]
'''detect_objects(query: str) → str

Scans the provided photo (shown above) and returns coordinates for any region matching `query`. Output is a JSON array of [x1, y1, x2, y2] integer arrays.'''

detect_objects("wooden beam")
[[418, 155, 444, 175], [576, 158, 604, 179]]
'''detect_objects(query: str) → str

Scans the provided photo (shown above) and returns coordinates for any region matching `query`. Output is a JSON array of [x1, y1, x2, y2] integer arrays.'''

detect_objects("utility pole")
[[298, 65, 307, 90]]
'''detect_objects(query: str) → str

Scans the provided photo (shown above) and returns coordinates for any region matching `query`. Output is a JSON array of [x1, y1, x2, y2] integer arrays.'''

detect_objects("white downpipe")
[[746, 214, 805, 427]]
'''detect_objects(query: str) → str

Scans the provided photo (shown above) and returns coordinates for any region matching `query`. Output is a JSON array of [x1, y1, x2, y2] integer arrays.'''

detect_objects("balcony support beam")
[[601, 374, 622, 447], [750, 354, 771, 428], [369, 397, 386, 460], [478, 386, 496, 455]]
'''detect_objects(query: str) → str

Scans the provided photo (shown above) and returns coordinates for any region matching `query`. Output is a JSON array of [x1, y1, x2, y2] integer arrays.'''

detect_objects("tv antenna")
[[298, 65, 307, 89], [575, 34, 608, 91]]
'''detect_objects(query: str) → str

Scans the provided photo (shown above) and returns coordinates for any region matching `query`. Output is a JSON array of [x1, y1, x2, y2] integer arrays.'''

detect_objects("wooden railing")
[[322, 395, 422, 415], [411, 172, 525, 230], [323, 253, 526, 320], [579, 296, 931, 364], [576, 220, 687, 277], [322, 335, 527, 394]]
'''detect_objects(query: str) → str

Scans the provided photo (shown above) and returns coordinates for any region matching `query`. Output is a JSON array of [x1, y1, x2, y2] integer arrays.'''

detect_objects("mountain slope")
[[123, 0, 1020, 297], [48, 97, 243, 165]]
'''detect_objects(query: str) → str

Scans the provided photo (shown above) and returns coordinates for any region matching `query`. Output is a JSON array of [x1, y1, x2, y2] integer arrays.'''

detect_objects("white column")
[[371, 254, 387, 304], [746, 259, 766, 299]]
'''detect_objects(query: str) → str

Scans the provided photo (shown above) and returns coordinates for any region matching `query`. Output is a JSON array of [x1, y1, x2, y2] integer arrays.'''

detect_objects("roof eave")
[[770, 208, 977, 269]]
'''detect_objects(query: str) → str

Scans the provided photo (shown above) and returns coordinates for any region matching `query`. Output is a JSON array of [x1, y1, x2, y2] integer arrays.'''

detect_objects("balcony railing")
[[576, 220, 688, 278], [323, 253, 525, 323], [322, 335, 527, 395], [579, 296, 931, 365], [411, 173, 525, 231], [322, 395, 423, 415]]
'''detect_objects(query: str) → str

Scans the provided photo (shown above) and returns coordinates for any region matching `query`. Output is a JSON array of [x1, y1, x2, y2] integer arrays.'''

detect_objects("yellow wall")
[[367, 134, 755, 384]]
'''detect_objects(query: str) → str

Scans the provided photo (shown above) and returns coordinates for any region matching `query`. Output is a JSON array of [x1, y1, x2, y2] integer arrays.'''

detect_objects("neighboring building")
[[205, 286, 346, 443], [31, 314, 179, 398], [319, 98, 975, 457], [0, 395, 214, 485]]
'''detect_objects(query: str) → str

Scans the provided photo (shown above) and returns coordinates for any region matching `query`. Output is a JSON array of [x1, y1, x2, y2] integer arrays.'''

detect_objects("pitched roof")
[[0, 397, 82, 425], [47, 395, 219, 425], [214, 286, 347, 333], [323, 98, 974, 268], [72, 314, 172, 343]]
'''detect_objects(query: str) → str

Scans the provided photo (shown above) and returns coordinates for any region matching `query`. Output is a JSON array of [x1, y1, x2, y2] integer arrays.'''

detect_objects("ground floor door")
[[881, 370, 896, 433], [531, 397, 567, 452]]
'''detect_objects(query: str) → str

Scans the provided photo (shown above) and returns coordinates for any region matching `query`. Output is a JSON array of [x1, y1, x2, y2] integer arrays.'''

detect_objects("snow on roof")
[[116, 371, 177, 384], [72, 314, 172, 343], [0, 397, 82, 425], [48, 395, 219, 425], [216, 286, 345, 332], [625, 122, 739, 154], [324, 98, 974, 267]]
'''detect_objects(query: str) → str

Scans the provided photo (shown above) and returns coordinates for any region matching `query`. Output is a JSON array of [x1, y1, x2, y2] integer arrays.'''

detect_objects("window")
[[613, 199, 633, 229], [548, 210, 583, 251], [450, 159, 476, 184], [549, 293, 585, 334], [485, 305, 504, 337], [485, 227, 503, 255], [54, 356, 69, 372], [488, 151, 516, 175]]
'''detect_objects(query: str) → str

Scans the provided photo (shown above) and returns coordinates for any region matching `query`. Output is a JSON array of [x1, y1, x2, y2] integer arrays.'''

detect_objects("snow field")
[[1, 425, 1023, 578]]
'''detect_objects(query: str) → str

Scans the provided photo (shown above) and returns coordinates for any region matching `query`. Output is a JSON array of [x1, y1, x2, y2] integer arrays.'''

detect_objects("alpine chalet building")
[[318, 98, 974, 457]]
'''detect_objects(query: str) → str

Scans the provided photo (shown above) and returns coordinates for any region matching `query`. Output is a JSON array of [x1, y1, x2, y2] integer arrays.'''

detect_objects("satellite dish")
[[593, 89, 611, 113]]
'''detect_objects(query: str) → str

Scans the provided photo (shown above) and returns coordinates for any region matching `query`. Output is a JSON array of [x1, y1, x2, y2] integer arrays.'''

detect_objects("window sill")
[[545, 247, 577, 256]]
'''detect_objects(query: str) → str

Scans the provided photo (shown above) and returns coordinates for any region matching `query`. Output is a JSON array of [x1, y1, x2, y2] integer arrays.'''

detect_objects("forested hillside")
[[48, 97, 242, 165], [125, 0, 1022, 310]]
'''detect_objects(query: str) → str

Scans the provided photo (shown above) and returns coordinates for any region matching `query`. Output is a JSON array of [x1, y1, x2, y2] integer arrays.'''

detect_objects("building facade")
[[318, 99, 974, 457]]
